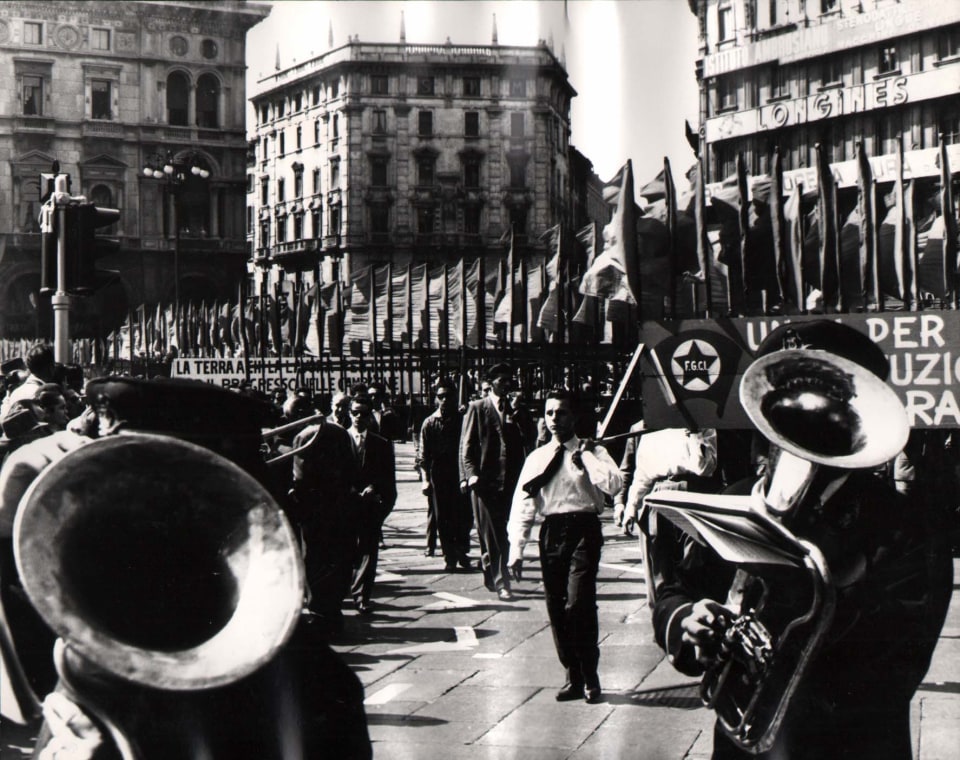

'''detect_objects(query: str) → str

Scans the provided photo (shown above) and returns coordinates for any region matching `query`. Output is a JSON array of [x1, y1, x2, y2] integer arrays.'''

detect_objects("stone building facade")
[[0, 0, 269, 339]]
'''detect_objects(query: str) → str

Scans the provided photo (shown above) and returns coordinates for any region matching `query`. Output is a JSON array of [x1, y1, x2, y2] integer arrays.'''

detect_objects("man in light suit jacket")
[[459, 364, 532, 601], [348, 394, 397, 613]]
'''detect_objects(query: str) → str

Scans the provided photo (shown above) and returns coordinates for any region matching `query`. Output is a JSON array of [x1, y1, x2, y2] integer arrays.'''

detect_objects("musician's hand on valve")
[[681, 599, 734, 667]]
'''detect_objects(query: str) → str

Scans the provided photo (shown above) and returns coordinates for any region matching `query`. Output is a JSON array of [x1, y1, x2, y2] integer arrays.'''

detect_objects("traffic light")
[[65, 202, 121, 294]]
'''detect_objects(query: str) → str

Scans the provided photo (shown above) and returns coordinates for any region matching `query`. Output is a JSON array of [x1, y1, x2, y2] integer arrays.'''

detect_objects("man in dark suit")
[[348, 394, 397, 613], [459, 363, 532, 601]]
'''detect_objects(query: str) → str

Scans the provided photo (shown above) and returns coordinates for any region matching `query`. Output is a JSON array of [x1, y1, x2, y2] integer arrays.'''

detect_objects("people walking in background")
[[508, 389, 622, 703], [612, 419, 645, 535], [348, 394, 397, 614], [0, 344, 56, 419], [419, 379, 473, 571], [460, 363, 534, 602]]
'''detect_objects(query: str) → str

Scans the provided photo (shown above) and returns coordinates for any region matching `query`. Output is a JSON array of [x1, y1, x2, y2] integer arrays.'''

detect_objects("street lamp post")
[[142, 151, 210, 321]]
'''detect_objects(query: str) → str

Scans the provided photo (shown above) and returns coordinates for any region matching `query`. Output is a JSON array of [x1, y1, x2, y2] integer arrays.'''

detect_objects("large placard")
[[641, 312, 960, 430]]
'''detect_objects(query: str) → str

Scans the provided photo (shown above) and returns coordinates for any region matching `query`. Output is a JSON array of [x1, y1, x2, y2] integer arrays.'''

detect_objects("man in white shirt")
[[507, 389, 622, 703]]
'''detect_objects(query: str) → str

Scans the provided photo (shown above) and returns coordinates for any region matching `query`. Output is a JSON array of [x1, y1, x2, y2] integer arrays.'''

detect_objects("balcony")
[[83, 120, 125, 138], [273, 238, 322, 270], [14, 115, 54, 133]]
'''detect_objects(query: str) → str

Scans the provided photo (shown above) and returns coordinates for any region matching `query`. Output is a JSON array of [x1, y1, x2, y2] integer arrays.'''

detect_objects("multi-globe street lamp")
[[141, 151, 210, 314]]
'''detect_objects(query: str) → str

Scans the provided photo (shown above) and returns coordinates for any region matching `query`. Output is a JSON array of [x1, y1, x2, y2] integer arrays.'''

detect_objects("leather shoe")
[[555, 682, 583, 702], [584, 687, 602, 704], [496, 588, 514, 602], [458, 558, 473, 570], [445, 561, 458, 571], [424, 548, 435, 557], [353, 599, 373, 615]]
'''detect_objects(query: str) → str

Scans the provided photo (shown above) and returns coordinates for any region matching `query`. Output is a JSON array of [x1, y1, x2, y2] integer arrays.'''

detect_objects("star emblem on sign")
[[670, 339, 721, 392]]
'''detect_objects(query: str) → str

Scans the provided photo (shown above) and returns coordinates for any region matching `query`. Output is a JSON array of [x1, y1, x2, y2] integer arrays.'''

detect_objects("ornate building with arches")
[[0, 0, 269, 340]]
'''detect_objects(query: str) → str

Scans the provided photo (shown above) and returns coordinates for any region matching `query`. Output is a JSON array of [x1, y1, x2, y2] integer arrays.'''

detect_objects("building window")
[[820, 0, 838, 14], [294, 168, 303, 198], [768, 0, 778, 26], [294, 93, 302, 112], [201, 39, 218, 59], [314, 120, 321, 144], [276, 215, 286, 243], [312, 86, 321, 105], [417, 76, 435, 95], [296, 125, 302, 150], [510, 112, 524, 138], [717, 76, 737, 111], [312, 167, 321, 193], [277, 178, 286, 202], [247, 206, 254, 234], [277, 99, 286, 118], [330, 158, 341, 189], [371, 74, 388, 94], [372, 109, 387, 134], [940, 110, 960, 145], [463, 159, 480, 188], [769, 64, 789, 100], [465, 111, 479, 137], [260, 219, 270, 249], [261, 104, 270, 123], [371, 158, 388, 187], [509, 207, 527, 235], [329, 205, 341, 238], [416, 206, 435, 234], [166, 71, 189, 125], [371, 204, 389, 234], [24, 22, 42, 45], [418, 110, 433, 136], [508, 160, 526, 188], [463, 76, 480, 96], [261, 178, 269, 205], [938, 27, 960, 60], [293, 213, 303, 240], [332, 114, 339, 140], [279, 131, 286, 155], [821, 56, 842, 87], [91, 80, 112, 119], [879, 45, 899, 75], [718, 5, 733, 42], [311, 208, 322, 239], [22, 75, 42, 115], [330, 79, 339, 98], [246, 174, 254, 194], [262, 136, 270, 157], [196, 73, 220, 128], [91, 28, 110, 51], [417, 157, 435, 186], [464, 206, 481, 235], [509, 78, 525, 97]]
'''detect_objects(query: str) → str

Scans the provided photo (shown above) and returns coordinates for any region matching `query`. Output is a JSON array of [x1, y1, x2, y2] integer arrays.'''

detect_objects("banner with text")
[[641, 312, 960, 430], [170, 358, 327, 394]]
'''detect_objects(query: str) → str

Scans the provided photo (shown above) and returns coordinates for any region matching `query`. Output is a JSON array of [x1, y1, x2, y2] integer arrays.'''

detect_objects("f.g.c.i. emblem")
[[670, 338, 721, 392]]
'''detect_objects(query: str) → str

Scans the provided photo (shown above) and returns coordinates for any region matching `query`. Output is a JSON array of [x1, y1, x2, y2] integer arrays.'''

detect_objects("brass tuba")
[[13, 433, 305, 693], [646, 345, 910, 754]]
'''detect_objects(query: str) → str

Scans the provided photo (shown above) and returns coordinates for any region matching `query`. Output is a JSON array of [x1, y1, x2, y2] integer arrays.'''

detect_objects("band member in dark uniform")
[[648, 322, 952, 760], [508, 390, 622, 703], [0, 376, 371, 759], [419, 379, 473, 570], [460, 363, 533, 601]]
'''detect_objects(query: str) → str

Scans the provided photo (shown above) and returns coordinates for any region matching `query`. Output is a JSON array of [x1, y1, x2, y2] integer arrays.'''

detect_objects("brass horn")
[[739, 348, 909, 469], [13, 433, 304, 691]]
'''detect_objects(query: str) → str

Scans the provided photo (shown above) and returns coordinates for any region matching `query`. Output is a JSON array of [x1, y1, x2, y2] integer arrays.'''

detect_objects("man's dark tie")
[[522, 443, 565, 497]]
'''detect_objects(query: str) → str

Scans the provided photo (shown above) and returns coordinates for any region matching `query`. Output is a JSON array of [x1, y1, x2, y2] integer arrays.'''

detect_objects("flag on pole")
[[856, 141, 879, 309], [783, 181, 806, 309], [768, 147, 788, 306], [579, 160, 640, 305], [538, 227, 562, 333], [816, 142, 841, 310], [940, 133, 959, 301]]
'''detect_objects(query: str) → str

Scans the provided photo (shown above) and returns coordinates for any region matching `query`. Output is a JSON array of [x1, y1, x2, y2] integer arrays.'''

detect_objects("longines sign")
[[641, 313, 960, 430], [704, 0, 960, 77]]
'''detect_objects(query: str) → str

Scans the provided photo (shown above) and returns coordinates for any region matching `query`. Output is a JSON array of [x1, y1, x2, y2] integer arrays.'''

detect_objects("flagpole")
[[238, 278, 251, 383]]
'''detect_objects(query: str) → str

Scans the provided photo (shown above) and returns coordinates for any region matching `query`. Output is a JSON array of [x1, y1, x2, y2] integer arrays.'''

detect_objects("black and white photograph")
[[1, 1, 958, 757]]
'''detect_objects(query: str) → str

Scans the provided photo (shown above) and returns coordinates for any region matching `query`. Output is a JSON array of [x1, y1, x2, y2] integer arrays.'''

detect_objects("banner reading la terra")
[[641, 313, 960, 430]]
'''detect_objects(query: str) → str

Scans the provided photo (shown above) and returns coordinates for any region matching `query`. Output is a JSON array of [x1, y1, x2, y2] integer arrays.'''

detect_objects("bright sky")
[[245, 0, 700, 192]]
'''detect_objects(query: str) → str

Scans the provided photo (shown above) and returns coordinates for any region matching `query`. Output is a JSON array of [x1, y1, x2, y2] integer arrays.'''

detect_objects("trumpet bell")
[[740, 349, 908, 469], [13, 433, 304, 691]]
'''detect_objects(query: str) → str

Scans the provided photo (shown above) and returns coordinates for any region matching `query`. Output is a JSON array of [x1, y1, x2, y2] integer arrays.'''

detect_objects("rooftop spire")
[[274, 43, 280, 70], [491, 13, 498, 45], [328, 19, 334, 49], [400, 9, 406, 43]]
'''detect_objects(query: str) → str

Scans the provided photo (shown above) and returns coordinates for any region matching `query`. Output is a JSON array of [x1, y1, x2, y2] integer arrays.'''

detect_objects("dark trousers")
[[471, 488, 511, 592], [431, 479, 472, 563], [351, 499, 387, 604], [425, 499, 438, 552], [300, 496, 355, 634], [538, 513, 603, 688]]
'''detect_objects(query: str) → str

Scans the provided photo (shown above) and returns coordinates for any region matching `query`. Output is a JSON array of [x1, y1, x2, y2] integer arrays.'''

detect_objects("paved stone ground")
[[335, 442, 960, 760], [2, 441, 957, 759]]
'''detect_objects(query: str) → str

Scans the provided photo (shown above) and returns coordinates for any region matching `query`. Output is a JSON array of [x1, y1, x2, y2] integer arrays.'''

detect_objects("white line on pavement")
[[364, 682, 412, 705], [599, 562, 646, 577], [418, 591, 481, 610]]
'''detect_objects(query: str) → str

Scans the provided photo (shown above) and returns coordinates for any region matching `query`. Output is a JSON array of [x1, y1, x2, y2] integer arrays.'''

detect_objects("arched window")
[[166, 71, 189, 126], [89, 185, 114, 209], [196, 73, 220, 128]]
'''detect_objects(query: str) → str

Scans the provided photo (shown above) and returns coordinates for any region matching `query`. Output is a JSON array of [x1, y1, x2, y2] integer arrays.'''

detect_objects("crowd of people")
[[0, 328, 957, 758]]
